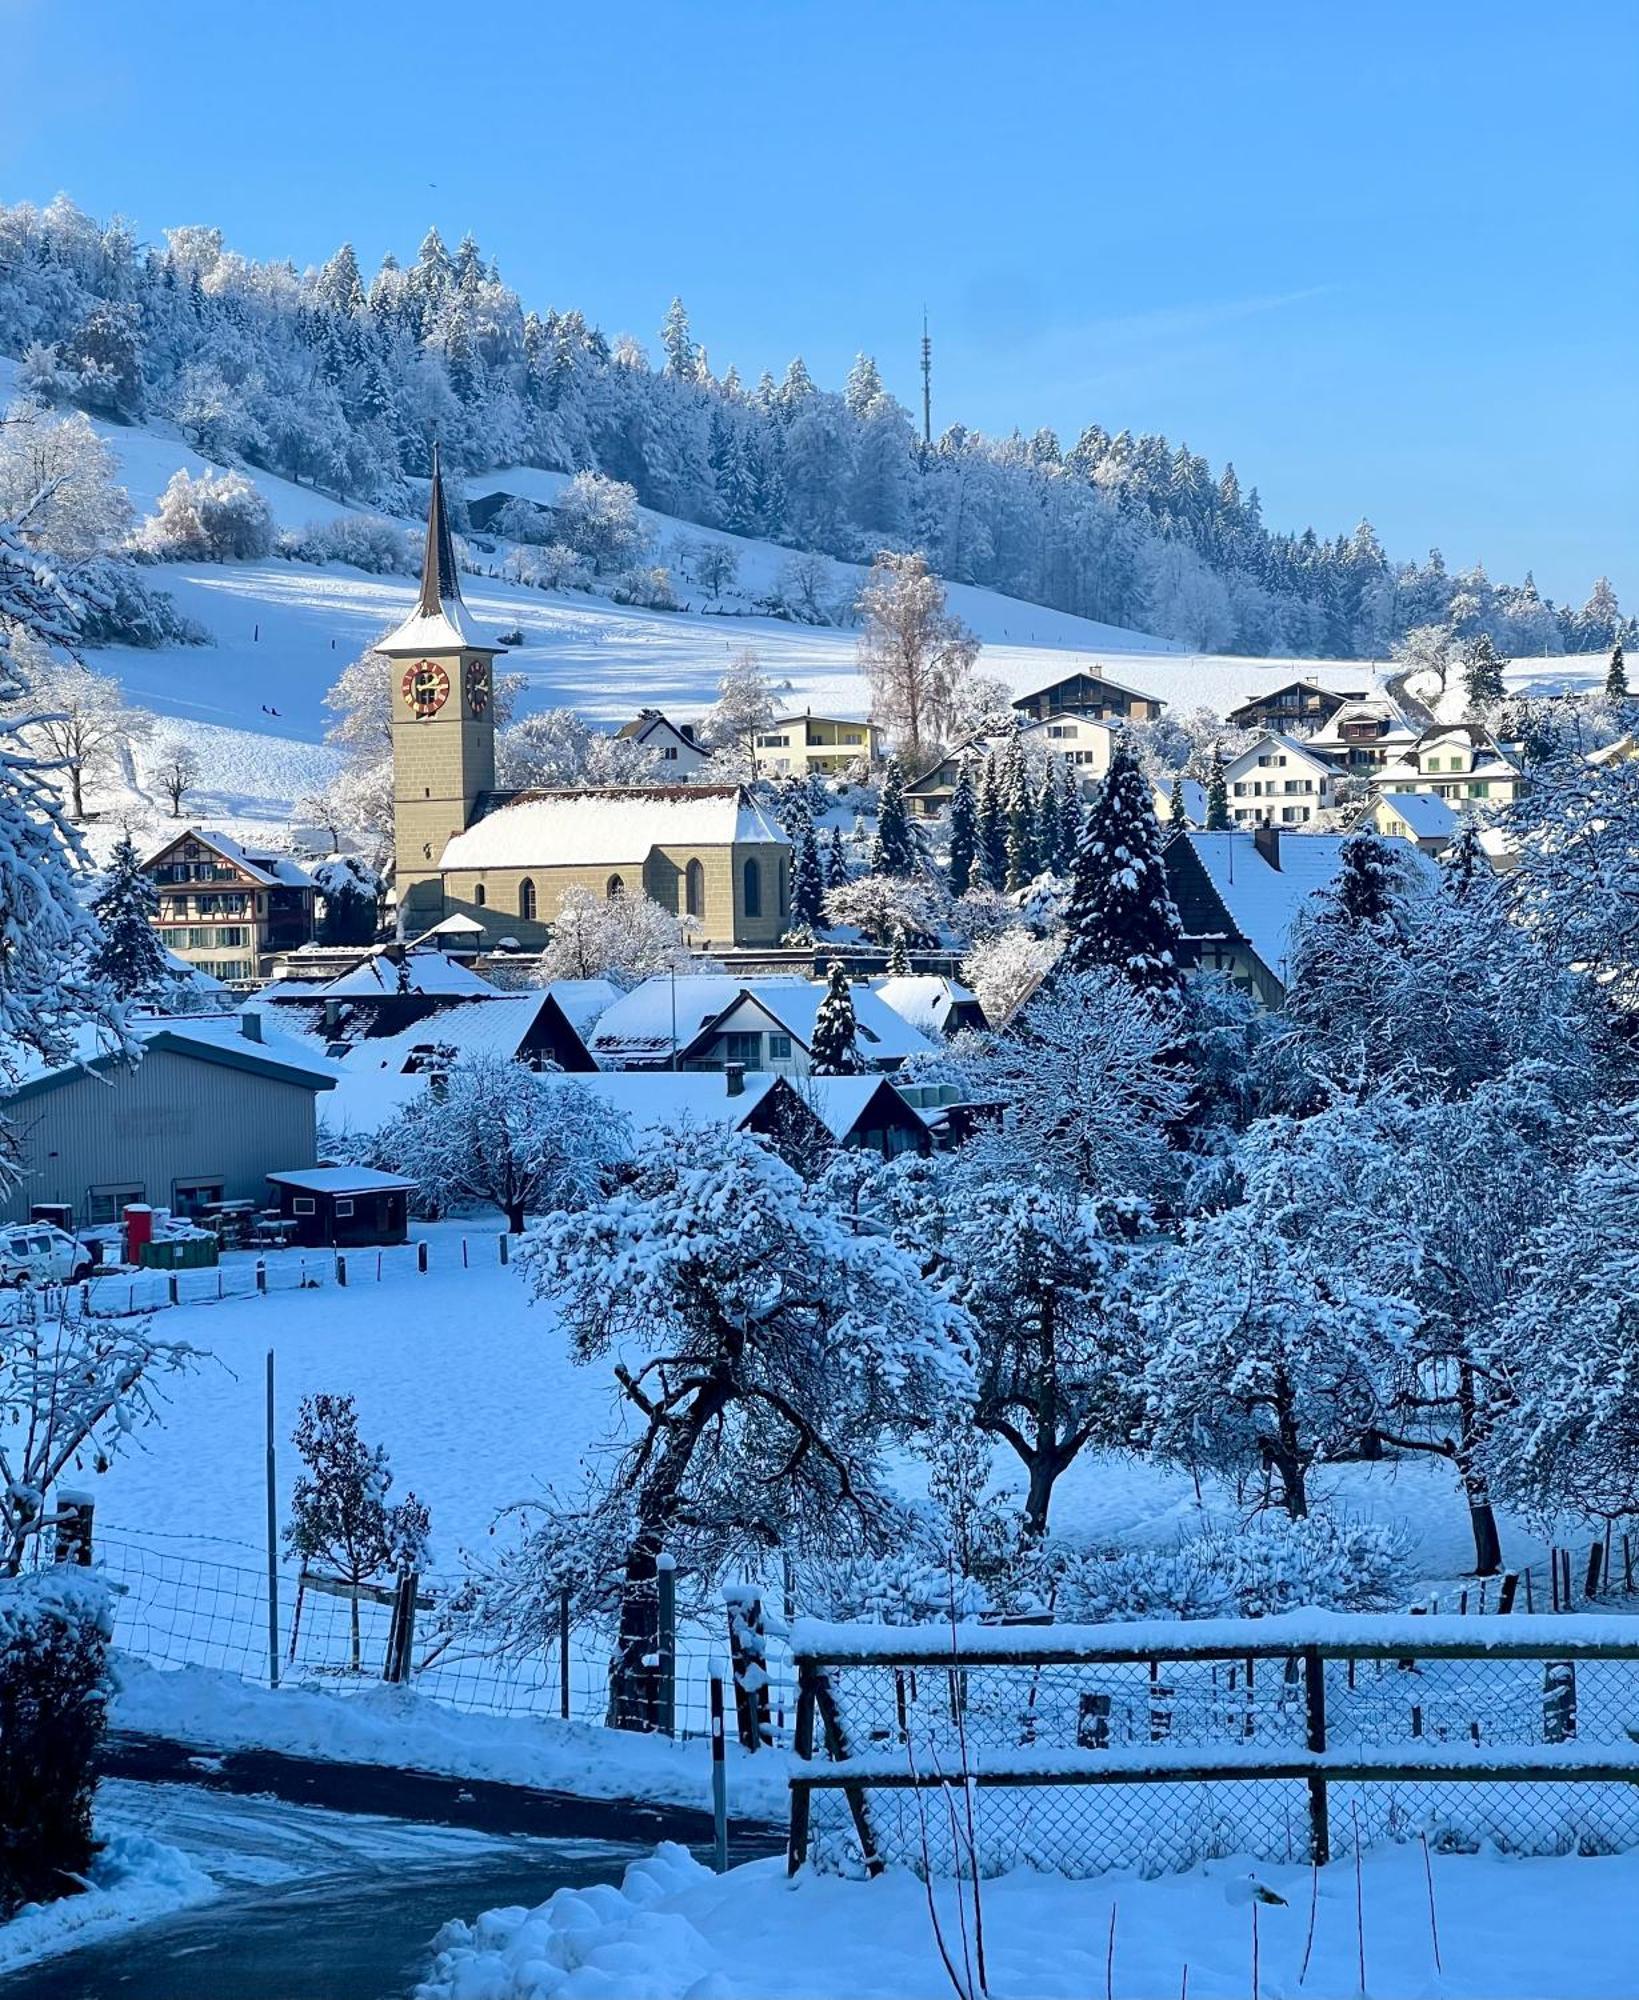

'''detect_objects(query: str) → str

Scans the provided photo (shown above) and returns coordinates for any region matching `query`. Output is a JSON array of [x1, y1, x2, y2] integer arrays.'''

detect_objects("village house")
[[1373, 723, 1528, 806], [1225, 679, 1367, 734], [753, 711, 884, 775], [145, 829, 318, 984], [383, 458, 789, 949], [0, 1012, 336, 1228], [1220, 733, 1339, 825], [538, 1069, 931, 1162], [903, 717, 1118, 819], [1356, 790, 1461, 855], [1305, 697, 1420, 774], [616, 709, 709, 776], [264, 1167, 414, 1249], [587, 974, 935, 1074], [1011, 669, 1165, 724], [1163, 826, 1431, 1007], [870, 976, 989, 1040]]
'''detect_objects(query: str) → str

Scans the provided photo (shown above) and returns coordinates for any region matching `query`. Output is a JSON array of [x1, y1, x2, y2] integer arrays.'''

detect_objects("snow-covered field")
[[423, 1836, 1639, 2000]]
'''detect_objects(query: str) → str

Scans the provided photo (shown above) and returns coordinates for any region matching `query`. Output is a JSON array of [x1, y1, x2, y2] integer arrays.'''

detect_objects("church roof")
[[378, 447, 501, 657], [438, 786, 788, 871]]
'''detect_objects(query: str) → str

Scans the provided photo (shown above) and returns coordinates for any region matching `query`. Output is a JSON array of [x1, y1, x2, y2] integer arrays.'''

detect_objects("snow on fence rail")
[[787, 1613, 1639, 1881], [0, 1234, 510, 1325], [95, 1531, 797, 1745]]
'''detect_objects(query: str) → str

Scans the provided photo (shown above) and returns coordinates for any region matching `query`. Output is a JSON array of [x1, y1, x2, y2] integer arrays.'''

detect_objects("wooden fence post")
[[256, 1260, 267, 1294], [726, 1586, 772, 1751], [1543, 1661, 1577, 1743], [1498, 1572, 1519, 1615], [336, 1255, 347, 1288], [417, 1241, 429, 1275], [710, 1666, 730, 1874], [53, 1491, 94, 1566], [558, 1585, 572, 1720], [1585, 1542, 1604, 1601], [788, 1662, 819, 1874], [657, 1554, 677, 1740], [498, 1233, 510, 1267], [1304, 1646, 1330, 1865]]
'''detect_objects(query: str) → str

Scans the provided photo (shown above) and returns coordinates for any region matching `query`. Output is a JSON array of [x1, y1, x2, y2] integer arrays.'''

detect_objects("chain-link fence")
[[99, 1532, 798, 1744], [789, 1618, 1639, 1880]]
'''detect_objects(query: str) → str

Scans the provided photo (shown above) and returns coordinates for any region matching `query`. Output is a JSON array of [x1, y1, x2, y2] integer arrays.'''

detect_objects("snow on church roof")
[[439, 788, 788, 871]]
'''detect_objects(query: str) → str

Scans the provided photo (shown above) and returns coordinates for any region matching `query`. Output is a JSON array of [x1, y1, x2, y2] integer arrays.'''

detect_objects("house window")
[[743, 857, 762, 918], [335, 1199, 355, 1218], [518, 878, 537, 921], [723, 1032, 760, 1067], [661, 746, 677, 761], [292, 1197, 317, 1216], [769, 1033, 793, 1061], [606, 874, 625, 900], [685, 858, 705, 919], [473, 883, 487, 906]]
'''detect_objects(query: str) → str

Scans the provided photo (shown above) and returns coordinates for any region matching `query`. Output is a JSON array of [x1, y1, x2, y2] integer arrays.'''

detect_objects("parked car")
[[0, 1224, 94, 1286]]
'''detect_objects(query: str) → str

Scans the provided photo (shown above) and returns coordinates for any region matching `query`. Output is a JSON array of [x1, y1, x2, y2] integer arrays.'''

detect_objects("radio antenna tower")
[[920, 307, 933, 448]]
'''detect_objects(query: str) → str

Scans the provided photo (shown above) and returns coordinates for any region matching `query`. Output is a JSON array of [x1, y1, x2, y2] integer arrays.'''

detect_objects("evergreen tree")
[[1607, 640, 1629, 702], [87, 831, 168, 999], [825, 823, 849, 890], [871, 757, 914, 877], [1462, 633, 1507, 709], [1059, 739, 1184, 995], [1056, 759, 1084, 864], [1001, 732, 1037, 888], [1205, 746, 1230, 830], [792, 813, 825, 927], [947, 755, 978, 896], [1034, 762, 1062, 873], [1168, 771, 1187, 828], [977, 752, 1008, 890], [809, 961, 862, 1074], [887, 925, 911, 976]]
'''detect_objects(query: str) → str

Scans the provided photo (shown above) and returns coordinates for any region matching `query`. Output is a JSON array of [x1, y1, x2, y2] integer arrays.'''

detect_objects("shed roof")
[[269, 1168, 416, 1194]]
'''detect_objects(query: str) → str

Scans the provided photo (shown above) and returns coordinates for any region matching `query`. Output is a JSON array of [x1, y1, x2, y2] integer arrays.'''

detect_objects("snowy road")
[[0, 1783, 768, 2000]]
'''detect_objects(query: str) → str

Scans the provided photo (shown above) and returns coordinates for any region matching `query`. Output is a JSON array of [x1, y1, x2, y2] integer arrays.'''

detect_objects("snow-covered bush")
[[136, 467, 273, 561], [0, 1567, 111, 1916], [1044, 1514, 1416, 1623], [610, 563, 677, 610], [799, 1546, 994, 1626], [276, 514, 416, 575], [550, 470, 648, 575], [822, 871, 944, 946], [73, 559, 208, 648], [960, 927, 1059, 1027]]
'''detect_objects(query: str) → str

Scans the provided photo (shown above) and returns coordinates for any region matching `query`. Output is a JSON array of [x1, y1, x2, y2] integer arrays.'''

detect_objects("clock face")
[[465, 660, 491, 716], [401, 659, 451, 720]]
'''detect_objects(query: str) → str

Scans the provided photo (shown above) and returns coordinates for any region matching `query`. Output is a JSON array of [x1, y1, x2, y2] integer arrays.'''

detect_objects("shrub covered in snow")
[[0, 1567, 111, 1917], [135, 467, 274, 562], [275, 513, 417, 575]]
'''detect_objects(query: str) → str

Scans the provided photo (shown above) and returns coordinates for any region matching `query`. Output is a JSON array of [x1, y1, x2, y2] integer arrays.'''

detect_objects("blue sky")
[[6, 0, 1635, 605]]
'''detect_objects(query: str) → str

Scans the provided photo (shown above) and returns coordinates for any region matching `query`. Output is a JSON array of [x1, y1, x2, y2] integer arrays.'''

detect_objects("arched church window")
[[473, 883, 487, 907], [606, 874, 625, 900], [743, 857, 762, 919], [518, 878, 537, 921], [685, 859, 705, 919]]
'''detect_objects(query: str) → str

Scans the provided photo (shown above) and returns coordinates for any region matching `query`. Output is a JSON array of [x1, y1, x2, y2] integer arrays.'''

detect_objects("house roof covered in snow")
[[1364, 792, 1460, 838], [537, 1069, 783, 1147], [0, 1010, 338, 1104], [869, 976, 987, 1040], [377, 448, 501, 657], [269, 1167, 416, 1194], [322, 950, 495, 998], [1155, 777, 1210, 827], [679, 980, 937, 1068], [589, 975, 937, 1069], [794, 1075, 925, 1142], [144, 827, 316, 892], [439, 786, 788, 872]]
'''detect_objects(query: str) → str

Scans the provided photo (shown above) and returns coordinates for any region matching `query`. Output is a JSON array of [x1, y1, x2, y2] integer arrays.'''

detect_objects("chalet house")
[[1356, 791, 1460, 855], [587, 975, 935, 1074], [1163, 826, 1430, 1007], [0, 1011, 336, 1227], [903, 718, 1117, 819], [1306, 698, 1419, 774], [1012, 669, 1164, 724], [264, 985, 598, 1141], [1226, 680, 1366, 734], [1221, 734, 1339, 826], [384, 458, 789, 948], [870, 976, 988, 1040], [1373, 724, 1528, 806], [146, 829, 318, 984], [616, 709, 708, 776], [904, 738, 987, 818], [754, 712, 884, 775]]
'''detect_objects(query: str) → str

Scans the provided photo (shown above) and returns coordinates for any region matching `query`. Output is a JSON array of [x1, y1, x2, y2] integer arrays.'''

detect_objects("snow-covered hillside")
[[2, 355, 1600, 838]]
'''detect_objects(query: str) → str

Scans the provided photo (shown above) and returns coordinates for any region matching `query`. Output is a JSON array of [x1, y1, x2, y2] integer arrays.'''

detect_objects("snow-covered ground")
[[422, 1836, 1639, 2000], [0, 1832, 216, 1976]]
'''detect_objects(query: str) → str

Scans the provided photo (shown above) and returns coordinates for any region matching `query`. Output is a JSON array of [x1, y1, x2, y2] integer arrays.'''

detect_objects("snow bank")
[[419, 1839, 1639, 1999], [0, 1834, 216, 1974], [111, 1657, 791, 1823]]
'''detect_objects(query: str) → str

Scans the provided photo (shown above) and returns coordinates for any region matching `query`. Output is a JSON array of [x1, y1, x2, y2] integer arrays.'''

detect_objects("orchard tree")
[[285, 1393, 430, 1672], [149, 734, 200, 817], [87, 832, 167, 999], [534, 885, 688, 982], [702, 648, 774, 773], [1058, 738, 1183, 995], [810, 961, 861, 1075], [959, 928, 1059, 1029], [501, 1127, 973, 1728], [856, 550, 980, 758], [5, 657, 151, 821]]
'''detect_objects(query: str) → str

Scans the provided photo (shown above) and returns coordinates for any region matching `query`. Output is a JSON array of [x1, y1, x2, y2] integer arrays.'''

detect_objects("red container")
[[123, 1204, 155, 1262]]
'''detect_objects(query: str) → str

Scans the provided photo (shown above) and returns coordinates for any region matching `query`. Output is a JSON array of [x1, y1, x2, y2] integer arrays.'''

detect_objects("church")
[[382, 459, 791, 950]]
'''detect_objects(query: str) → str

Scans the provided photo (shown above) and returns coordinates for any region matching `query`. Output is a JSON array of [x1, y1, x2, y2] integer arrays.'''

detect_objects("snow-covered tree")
[[946, 755, 978, 895], [533, 884, 687, 984], [386, 1055, 627, 1232], [498, 709, 660, 789], [821, 871, 940, 947], [148, 734, 200, 817], [856, 550, 980, 758], [500, 1126, 972, 1727], [959, 927, 1058, 1028], [1205, 746, 1230, 830], [870, 755, 914, 876], [136, 467, 274, 562], [701, 648, 774, 771], [285, 1393, 430, 1671], [312, 854, 381, 947], [0, 406, 132, 562], [1607, 640, 1628, 702], [4, 657, 151, 821], [551, 471, 648, 575], [886, 925, 911, 977], [824, 822, 849, 890], [87, 833, 167, 1000], [1461, 632, 1508, 710], [1001, 730, 1037, 889], [976, 751, 1007, 891], [809, 961, 861, 1075], [1058, 738, 1182, 995], [791, 813, 824, 927]]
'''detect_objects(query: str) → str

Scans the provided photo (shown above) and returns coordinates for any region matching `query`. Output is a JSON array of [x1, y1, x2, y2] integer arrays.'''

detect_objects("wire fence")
[[790, 1620, 1639, 1880], [0, 1234, 508, 1327], [98, 1532, 799, 1745]]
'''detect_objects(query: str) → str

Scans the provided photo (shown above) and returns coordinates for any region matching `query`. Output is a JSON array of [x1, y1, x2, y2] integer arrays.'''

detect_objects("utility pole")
[[920, 308, 933, 449]]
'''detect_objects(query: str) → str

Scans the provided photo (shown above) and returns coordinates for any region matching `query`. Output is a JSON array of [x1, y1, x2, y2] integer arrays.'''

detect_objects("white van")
[[0, 1225, 94, 1287]]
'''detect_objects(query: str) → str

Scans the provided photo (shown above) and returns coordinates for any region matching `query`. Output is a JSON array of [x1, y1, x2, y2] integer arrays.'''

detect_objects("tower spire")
[[920, 308, 932, 449], [418, 441, 463, 619]]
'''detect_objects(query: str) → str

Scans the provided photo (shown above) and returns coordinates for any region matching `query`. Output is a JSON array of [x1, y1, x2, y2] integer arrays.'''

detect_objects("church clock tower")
[[378, 449, 504, 934]]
